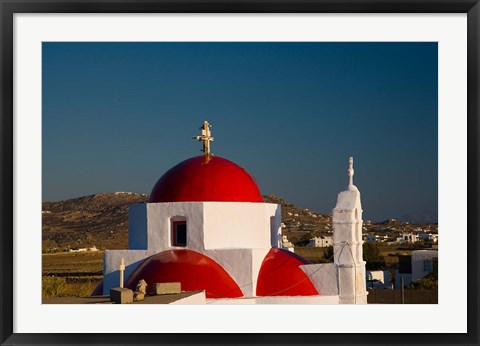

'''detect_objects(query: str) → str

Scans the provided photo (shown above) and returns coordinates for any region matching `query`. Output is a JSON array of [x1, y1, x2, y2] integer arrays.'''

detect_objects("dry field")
[[42, 251, 103, 298], [294, 247, 332, 263]]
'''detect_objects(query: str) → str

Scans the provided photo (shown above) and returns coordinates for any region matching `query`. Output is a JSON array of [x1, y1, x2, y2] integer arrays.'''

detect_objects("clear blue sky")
[[42, 42, 438, 222]]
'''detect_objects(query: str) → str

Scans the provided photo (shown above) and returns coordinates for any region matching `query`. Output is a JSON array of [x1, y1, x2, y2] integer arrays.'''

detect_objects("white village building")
[[396, 232, 419, 243], [281, 235, 295, 252], [395, 250, 438, 288], [307, 235, 334, 247], [418, 232, 438, 243], [94, 122, 367, 304]]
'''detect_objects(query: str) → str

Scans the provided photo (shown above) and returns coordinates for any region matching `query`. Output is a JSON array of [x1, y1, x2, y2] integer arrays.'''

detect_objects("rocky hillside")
[[42, 193, 437, 251], [42, 192, 148, 250], [42, 192, 148, 213], [263, 194, 333, 244]]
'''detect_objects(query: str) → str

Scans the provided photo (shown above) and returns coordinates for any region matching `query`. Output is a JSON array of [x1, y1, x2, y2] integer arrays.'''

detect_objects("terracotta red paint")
[[256, 248, 319, 296], [124, 249, 243, 298], [149, 155, 263, 203]]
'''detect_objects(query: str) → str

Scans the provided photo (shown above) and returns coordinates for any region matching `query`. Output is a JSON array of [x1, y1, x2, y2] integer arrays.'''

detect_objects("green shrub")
[[408, 273, 438, 289], [363, 242, 386, 270]]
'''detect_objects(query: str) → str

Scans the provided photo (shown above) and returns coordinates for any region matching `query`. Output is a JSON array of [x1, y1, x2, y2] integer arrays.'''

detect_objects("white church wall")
[[254, 295, 340, 304], [204, 248, 270, 297], [104, 201, 207, 294], [207, 295, 340, 304], [146, 202, 205, 253], [103, 249, 150, 294], [128, 203, 148, 250], [251, 248, 270, 295], [170, 291, 207, 304], [204, 248, 253, 297], [206, 298, 256, 304], [300, 263, 339, 296], [202, 202, 277, 249], [103, 201, 279, 296], [269, 204, 282, 247]]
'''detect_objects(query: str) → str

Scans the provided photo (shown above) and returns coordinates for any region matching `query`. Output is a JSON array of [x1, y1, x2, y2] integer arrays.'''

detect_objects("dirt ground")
[[42, 252, 104, 298], [43, 251, 103, 274]]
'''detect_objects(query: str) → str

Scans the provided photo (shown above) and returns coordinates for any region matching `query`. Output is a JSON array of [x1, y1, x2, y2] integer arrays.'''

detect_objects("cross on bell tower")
[[194, 120, 214, 155], [348, 157, 354, 187]]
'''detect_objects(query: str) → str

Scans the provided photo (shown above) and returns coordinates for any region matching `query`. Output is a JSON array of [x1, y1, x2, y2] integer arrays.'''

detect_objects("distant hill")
[[400, 211, 438, 224], [42, 192, 437, 251], [43, 192, 148, 213], [42, 192, 148, 250], [263, 194, 334, 244]]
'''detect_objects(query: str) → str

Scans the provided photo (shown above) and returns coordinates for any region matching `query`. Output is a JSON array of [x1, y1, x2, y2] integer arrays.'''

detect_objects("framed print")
[[1, 1, 479, 345]]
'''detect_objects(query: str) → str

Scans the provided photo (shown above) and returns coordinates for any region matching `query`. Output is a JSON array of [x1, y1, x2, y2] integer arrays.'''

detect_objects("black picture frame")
[[1, 1, 478, 345]]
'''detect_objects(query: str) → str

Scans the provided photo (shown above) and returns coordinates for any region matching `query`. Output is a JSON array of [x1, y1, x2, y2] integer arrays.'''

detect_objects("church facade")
[[95, 121, 367, 304]]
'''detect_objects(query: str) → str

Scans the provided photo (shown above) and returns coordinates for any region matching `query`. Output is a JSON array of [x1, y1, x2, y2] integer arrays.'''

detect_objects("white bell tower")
[[332, 157, 368, 304]]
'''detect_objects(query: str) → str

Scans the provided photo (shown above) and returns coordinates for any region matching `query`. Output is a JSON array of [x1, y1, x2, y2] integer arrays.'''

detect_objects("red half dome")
[[256, 248, 319, 296], [149, 155, 263, 203], [124, 249, 243, 298]]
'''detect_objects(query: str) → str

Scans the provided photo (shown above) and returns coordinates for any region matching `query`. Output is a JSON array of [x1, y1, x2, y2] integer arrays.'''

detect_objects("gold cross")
[[193, 121, 214, 155]]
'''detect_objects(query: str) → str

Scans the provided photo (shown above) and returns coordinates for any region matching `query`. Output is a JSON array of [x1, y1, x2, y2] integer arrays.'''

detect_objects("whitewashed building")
[[307, 235, 334, 247], [396, 233, 419, 243], [395, 250, 438, 288], [93, 122, 368, 304]]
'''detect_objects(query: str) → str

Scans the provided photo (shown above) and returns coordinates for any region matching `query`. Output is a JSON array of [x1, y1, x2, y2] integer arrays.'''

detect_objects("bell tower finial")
[[348, 157, 354, 187], [193, 120, 214, 155]]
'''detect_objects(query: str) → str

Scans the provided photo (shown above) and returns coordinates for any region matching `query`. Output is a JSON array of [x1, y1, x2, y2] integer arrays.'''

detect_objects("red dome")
[[124, 249, 243, 298], [149, 155, 263, 203], [256, 248, 319, 296]]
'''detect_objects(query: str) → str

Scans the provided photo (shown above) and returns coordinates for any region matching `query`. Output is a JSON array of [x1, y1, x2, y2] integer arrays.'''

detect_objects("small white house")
[[281, 235, 294, 252], [395, 250, 438, 288], [418, 233, 438, 243], [396, 233, 419, 243], [366, 270, 391, 289], [70, 245, 98, 253], [411, 250, 438, 281], [307, 235, 333, 247]]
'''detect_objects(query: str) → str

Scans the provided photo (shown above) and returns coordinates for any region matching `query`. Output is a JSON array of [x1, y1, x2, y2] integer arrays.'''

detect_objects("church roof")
[[125, 248, 320, 299], [256, 248, 320, 296], [149, 155, 263, 203], [124, 249, 244, 298], [93, 248, 322, 298]]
